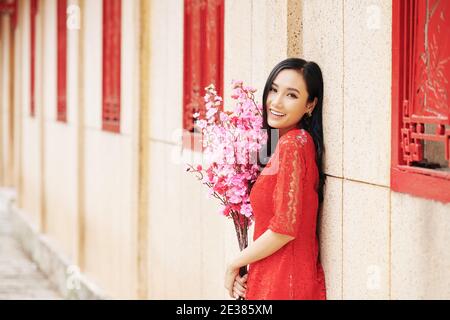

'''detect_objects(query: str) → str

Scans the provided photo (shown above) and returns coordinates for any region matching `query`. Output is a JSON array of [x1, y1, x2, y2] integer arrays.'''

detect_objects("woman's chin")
[[268, 119, 283, 128]]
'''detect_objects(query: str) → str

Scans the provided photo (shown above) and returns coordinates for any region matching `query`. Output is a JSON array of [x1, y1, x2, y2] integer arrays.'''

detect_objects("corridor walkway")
[[0, 197, 61, 299]]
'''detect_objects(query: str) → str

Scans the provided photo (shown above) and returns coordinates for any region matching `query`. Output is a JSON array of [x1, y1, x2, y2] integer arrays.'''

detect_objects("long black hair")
[[257, 58, 326, 204]]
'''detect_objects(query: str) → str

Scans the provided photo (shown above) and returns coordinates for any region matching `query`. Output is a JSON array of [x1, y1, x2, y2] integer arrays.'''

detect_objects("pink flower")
[[206, 107, 218, 119], [231, 89, 240, 99], [219, 112, 229, 122], [196, 120, 207, 129], [241, 203, 253, 218], [232, 79, 243, 89], [243, 86, 257, 93], [187, 81, 267, 225], [220, 206, 232, 217], [207, 172, 215, 183]]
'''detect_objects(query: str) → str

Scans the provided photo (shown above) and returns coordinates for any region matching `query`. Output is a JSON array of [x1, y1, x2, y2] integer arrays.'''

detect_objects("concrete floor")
[[0, 202, 62, 300]]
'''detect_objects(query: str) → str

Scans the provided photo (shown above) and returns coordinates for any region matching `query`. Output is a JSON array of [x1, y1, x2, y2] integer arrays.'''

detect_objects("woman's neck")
[[279, 126, 299, 138]]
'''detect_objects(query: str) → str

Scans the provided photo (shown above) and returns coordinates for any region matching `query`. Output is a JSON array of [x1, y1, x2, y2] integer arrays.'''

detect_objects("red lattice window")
[[182, 0, 224, 151], [30, 0, 38, 117], [57, 0, 67, 122], [102, 0, 121, 133], [391, 0, 450, 203]]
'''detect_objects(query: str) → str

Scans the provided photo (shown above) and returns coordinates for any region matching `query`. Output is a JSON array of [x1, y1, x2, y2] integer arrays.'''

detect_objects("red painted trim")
[[391, 0, 401, 169], [182, 0, 189, 131], [218, 0, 224, 100], [57, 0, 67, 122], [102, 0, 121, 133], [390, 0, 450, 204], [12, 0, 17, 29], [0, 0, 18, 29]]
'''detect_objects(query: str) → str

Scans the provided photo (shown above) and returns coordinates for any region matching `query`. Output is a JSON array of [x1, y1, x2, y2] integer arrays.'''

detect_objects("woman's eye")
[[269, 87, 296, 98]]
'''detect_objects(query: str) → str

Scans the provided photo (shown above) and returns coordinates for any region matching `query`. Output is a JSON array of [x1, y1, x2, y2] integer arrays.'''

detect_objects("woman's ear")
[[307, 97, 318, 113]]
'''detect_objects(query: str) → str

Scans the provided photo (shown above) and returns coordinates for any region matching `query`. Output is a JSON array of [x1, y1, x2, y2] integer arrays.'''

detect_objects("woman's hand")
[[233, 273, 248, 299], [224, 264, 239, 298]]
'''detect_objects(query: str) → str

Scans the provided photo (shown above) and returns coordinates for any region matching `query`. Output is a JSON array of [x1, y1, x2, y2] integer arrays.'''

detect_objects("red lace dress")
[[246, 128, 326, 300]]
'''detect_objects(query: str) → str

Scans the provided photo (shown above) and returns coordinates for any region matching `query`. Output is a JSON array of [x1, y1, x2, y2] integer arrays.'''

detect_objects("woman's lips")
[[269, 108, 286, 118]]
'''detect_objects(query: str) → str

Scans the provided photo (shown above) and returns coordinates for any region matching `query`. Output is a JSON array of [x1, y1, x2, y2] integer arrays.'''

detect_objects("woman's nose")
[[271, 95, 282, 108]]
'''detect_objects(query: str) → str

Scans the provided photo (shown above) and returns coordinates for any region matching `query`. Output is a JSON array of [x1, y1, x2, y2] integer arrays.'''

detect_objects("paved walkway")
[[0, 201, 62, 300]]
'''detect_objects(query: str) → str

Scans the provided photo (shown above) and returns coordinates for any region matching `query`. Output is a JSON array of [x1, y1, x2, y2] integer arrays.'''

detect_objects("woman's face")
[[266, 69, 315, 136]]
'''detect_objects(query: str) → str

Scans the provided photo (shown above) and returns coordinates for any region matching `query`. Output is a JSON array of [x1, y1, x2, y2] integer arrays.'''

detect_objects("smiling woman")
[[224, 58, 327, 300], [267, 69, 317, 137]]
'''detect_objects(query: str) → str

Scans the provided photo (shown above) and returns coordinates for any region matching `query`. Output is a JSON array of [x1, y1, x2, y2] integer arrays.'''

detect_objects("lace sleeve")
[[268, 138, 306, 238]]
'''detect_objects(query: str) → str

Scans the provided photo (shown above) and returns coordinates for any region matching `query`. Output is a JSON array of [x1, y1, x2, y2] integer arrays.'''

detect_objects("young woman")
[[224, 58, 326, 300]]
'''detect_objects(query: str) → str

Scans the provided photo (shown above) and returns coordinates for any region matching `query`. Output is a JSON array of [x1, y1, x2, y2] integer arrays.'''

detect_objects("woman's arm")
[[230, 229, 294, 269], [224, 229, 294, 298]]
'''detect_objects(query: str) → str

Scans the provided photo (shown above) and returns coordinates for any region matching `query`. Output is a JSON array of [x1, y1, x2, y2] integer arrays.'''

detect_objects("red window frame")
[[391, 0, 450, 203], [102, 0, 121, 133], [57, 0, 67, 122], [30, 0, 38, 117], [182, 0, 224, 152]]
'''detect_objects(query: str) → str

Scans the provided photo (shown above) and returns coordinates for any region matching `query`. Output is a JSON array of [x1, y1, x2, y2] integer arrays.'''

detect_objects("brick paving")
[[0, 203, 62, 300]]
